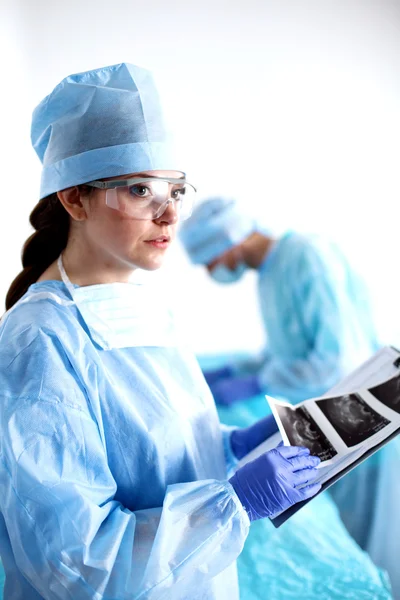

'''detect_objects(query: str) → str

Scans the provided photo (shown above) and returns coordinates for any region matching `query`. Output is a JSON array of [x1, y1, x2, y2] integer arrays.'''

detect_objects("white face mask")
[[210, 262, 247, 284], [57, 255, 178, 350]]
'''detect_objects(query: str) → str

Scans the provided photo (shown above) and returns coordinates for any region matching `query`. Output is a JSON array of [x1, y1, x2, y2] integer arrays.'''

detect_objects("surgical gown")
[[257, 231, 379, 402], [0, 281, 249, 600]]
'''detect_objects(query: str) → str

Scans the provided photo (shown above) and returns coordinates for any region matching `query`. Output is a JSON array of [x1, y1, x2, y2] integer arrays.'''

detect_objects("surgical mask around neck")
[[210, 262, 247, 284], [57, 255, 178, 349]]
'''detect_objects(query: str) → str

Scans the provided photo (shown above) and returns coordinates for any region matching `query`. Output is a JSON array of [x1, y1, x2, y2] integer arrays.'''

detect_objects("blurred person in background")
[[179, 196, 379, 406]]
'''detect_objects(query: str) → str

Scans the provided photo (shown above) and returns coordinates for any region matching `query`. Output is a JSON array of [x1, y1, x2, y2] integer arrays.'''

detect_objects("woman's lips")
[[145, 235, 171, 249]]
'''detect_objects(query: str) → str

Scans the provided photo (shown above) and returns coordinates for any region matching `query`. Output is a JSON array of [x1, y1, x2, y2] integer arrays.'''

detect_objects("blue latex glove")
[[229, 445, 321, 521], [211, 374, 262, 406], [230, 414, 279, 461], [203, 365, 234, 387]]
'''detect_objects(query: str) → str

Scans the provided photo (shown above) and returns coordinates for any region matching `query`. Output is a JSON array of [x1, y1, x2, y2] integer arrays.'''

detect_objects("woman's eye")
[[172, 188, 185, 200], [129, 185, 151, 197]]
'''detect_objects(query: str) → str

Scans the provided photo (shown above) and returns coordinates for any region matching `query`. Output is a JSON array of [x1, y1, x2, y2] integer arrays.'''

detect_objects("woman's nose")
[[154, 200, 179, 225]]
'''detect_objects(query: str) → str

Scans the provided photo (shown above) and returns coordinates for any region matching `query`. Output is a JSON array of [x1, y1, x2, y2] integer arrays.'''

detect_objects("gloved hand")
[[210, 374, 262, 406], [203, 365, 234, 387], [230, 414, 279, 460], [229, 445, 321, 521]]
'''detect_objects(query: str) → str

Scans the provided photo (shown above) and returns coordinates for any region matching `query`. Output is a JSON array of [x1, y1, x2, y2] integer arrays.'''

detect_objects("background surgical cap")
[[179, 197, 257, 265], [31, 62, 180, 199]]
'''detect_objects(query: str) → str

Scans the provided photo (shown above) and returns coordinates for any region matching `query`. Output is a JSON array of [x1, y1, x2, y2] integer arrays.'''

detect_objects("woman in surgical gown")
[[0, 63, 393, 600], [0, 63, 326, 600]]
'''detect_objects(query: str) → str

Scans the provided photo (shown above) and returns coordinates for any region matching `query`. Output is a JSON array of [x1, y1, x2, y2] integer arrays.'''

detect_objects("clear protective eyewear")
[[86, 177, 196, 221]]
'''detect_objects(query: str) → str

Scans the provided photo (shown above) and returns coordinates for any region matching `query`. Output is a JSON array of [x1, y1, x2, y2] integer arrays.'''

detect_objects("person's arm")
[[1, 393, 249, 600], [259, 244, 361, 402]]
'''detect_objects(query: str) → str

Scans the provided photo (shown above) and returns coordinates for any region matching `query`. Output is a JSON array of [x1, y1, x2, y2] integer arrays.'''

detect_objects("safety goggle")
[[86, 177, 197, 221]]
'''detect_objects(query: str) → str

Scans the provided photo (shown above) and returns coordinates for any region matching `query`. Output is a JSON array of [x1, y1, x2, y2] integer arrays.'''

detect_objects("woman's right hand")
[[229, 445, 321, 521]]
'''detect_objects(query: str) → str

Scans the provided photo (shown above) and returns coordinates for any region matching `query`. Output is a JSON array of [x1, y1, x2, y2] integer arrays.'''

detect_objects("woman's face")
[[75, 170, 184, 274]]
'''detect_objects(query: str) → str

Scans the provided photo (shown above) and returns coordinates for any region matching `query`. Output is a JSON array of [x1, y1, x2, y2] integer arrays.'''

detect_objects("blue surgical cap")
[[179, 197, 257, 265], [31, 63, 180, 199]]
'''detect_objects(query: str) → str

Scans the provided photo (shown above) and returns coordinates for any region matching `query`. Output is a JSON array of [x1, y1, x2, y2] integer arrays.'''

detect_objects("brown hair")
[[5, 194, 70, 310]]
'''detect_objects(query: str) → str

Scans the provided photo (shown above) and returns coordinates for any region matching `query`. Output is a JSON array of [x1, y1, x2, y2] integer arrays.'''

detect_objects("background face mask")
[[210, 262, 247, 284]]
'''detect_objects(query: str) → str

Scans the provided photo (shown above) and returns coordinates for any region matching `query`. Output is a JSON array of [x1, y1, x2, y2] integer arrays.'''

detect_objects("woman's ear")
[[57, 187, 88, 221]]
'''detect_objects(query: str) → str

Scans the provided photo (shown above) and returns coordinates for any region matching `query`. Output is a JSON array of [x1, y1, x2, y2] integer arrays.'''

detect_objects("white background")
[[1, 0, 400, 354]]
